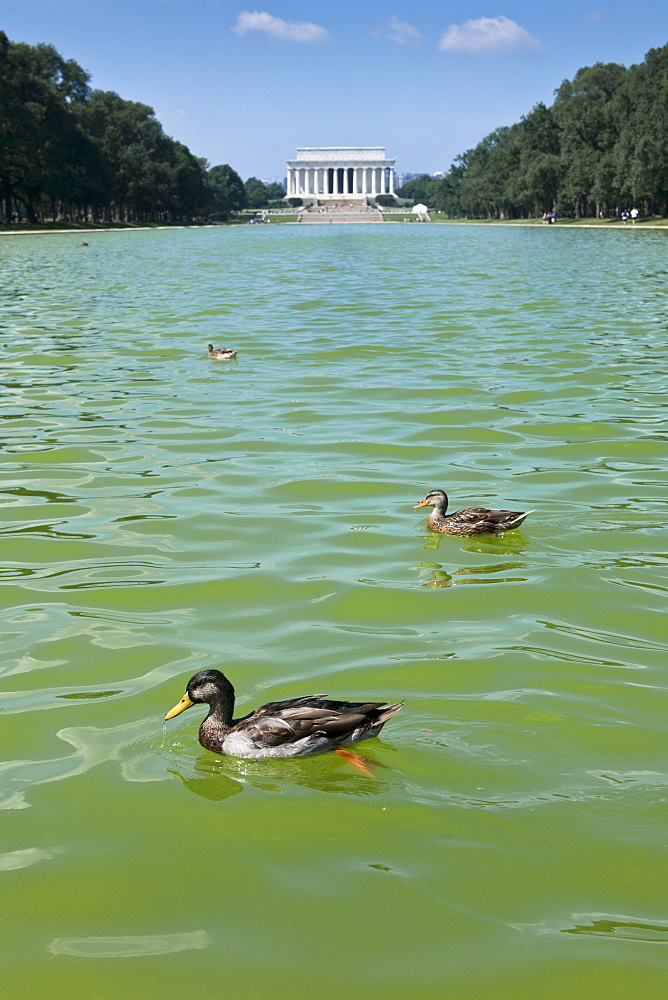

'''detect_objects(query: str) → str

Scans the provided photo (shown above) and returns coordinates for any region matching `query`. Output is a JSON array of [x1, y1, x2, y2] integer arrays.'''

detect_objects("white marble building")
[[286, 147, 396, 201]]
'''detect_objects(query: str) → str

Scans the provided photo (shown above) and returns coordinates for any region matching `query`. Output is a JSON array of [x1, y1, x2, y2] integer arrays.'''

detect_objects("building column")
[[362, 167, 367, 197], [389, 167, 394, 195]]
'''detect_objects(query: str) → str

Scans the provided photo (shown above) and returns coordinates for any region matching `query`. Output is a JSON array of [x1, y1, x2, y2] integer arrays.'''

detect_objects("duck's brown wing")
[[451, 506, 495, 523], [238, 697, 402, 748], [451, 506, 530, 529]]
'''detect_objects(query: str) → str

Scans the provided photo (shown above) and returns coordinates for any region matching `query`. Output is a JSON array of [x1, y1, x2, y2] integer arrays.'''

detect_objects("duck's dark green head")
[[165, 669, 235, 719]]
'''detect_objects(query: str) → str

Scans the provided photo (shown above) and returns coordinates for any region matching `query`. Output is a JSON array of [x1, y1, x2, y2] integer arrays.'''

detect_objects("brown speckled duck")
[[165, 669, 403, 759], [207, 344, 237, 359], [413, 488, 534, 536]]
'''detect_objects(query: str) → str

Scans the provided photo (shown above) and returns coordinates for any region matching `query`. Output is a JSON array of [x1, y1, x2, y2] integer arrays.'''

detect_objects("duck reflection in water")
[[416, 531, 529, 588], [416, 564, 453, 588], [416, 514, 530, 586], [421, 523, 531, 555], [167, 748, 394, 801], [416, 562, 530, 588]]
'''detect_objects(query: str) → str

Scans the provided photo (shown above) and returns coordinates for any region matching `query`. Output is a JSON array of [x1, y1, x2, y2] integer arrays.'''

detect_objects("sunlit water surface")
[[1, 224, 666, 998]]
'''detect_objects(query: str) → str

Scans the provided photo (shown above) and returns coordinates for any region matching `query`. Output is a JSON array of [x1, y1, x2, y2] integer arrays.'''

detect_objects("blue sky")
[[4, 1, 668, 182]]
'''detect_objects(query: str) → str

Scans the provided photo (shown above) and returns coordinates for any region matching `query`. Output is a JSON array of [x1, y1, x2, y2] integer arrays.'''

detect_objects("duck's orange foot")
[[334, 747, 375, 776]]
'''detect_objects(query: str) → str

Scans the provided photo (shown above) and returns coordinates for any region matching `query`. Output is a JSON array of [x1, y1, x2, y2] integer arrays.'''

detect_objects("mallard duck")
[[413, 488, 534, 536], [164, 669, 403, 759], [207, 344, 237, 359]]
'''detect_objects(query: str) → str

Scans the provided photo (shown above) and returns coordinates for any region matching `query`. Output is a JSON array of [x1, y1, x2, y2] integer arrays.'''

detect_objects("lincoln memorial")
[[286, 147, 396, 202]]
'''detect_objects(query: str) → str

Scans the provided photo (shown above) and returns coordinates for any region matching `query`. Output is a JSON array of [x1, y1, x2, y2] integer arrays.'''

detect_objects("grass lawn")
[[427, 213, 668, 227], [0, 220, 216, 234]]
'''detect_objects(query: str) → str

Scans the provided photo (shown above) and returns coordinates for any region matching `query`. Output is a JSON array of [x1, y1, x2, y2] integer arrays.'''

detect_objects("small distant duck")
[[165, 668, 403, 759], [413, 488, 534, 536], [207, 344, 237, 359]]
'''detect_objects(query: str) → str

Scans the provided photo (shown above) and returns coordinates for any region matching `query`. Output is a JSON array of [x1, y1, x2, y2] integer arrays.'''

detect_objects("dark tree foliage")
[[243, 176, 286, 209], [396, 175, 441, 204], [411, 45, 668, 219], [265, 181, 287, 202], [0, 31, 239, 224], [244, 176, 269, 209], [208, 164, 247, 218], [0, 32, 92, 220]]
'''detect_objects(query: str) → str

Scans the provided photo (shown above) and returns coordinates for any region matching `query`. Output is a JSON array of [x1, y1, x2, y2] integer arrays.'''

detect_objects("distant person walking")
[[631, 207, 639, 223], [621, 210, 629, 224]]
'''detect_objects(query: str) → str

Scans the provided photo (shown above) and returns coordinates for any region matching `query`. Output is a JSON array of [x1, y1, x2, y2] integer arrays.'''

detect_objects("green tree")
[[207, 164, 247, 217], [0, 32, 233, 224], [429, 163, 465, 215], [170, 147, 211, 219], [244, 176, 269, 209], [396, 174, 439, 204], [514, 104, 562, 214], [264, 181, 286, 202], [457, 127, 522, 218], [614, 46, 668, 214], [76, 90, 188, 221], [0, 31, 91, 219], [553, 62, 627, 216]]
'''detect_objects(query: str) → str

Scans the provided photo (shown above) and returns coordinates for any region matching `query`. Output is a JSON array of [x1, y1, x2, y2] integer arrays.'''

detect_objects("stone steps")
[[298, 206, 384, 224]]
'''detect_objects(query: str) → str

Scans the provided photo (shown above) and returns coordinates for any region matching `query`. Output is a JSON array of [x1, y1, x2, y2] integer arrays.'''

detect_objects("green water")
[[1, 224, 666, 998]]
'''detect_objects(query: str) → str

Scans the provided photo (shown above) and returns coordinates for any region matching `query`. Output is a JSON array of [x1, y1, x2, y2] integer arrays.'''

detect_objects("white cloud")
[[585, 9, 605, 23], [371, 15, 422, 45], [232, 11, 328, 43], [438, 16, 541, 55]]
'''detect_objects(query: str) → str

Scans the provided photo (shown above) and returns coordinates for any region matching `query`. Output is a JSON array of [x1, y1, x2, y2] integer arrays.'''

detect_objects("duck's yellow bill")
[[413, 499, 429, 509], [165, 693, 194, 720]]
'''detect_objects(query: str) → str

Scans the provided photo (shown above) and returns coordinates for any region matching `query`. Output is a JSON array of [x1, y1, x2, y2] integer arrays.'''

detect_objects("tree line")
[[0, 32, 284, 224], [398, 44, 668, 220]]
